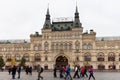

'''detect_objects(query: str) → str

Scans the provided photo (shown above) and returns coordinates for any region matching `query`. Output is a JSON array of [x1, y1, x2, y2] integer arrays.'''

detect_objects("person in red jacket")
[[81, 66, 85, 80]]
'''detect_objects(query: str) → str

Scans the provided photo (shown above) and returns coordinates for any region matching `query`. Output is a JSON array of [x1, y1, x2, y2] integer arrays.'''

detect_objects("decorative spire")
[[47, 8, 49, 15], [46, 5, 50, 20], [75, 5, 79, 18], [43, 5, 51, 29], [74, 5, 82, 28], [76, 4, 78, 13], [47, 4, 50, 15]]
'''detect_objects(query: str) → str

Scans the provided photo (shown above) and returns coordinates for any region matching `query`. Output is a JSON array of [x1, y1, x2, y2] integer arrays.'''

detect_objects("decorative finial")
[[47, 3, 49, 15], [76, 1, 78, 13], [76, 0, 77, 6], [48, 3, 49, 9]]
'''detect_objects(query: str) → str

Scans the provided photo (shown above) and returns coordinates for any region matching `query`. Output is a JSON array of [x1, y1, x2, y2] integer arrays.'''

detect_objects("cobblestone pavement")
[[0, 71, 120, 80]]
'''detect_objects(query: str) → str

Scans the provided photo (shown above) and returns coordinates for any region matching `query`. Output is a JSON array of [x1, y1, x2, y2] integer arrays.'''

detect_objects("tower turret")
[[43, 7, 51, 29], [73, 5, 82, 28]]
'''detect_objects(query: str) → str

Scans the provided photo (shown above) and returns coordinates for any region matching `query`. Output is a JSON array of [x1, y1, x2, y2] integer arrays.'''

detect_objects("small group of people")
[[8, 64, 95, 80], [25, 65, 32, 75], [73, 65, 95, 80], [8, 65, 21, 79], [8, 65, 32, 79], [8, 64, 44, 80], [79, 65, 95, 80], [54, 64, 73, 80], [53, 64, 95, 80]]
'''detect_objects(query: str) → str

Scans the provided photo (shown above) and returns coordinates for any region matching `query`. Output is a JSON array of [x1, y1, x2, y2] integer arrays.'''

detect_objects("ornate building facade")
[[0, 6, 120, 70]]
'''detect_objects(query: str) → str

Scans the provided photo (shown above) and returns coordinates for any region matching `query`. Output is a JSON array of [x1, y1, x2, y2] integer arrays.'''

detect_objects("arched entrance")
[[108, 64, 116, 70], [55, 56, 68, 69], [98, 64, 105, 70], [44, 64, 48, 70]]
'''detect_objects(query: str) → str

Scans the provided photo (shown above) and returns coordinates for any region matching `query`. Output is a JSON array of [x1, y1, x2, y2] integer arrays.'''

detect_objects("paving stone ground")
[[0, 71, 120, 80]]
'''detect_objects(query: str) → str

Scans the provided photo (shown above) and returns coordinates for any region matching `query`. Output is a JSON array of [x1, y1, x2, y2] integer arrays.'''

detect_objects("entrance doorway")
[[55, 56, 68, 70], [98, 64, 105, 70]]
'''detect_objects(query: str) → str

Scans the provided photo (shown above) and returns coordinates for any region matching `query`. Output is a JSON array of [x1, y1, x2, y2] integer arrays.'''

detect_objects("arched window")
[[15, 54, 21, 62], [97, 53, 104, 61], [69, 43, 72, 50], [51, 43, 54, 51], [98, 64, 105, 70], [87, 43, 92, 49], [34, 44, 41, 51], [56, 43, 58, 50], [15, 47, 21, 51], [34, 53, 41, 61], [67, 42, 72, 50], [6, 54, 11, 62], [45, 55, 48, 61], [75, 56, 79, 61], [75, 41, 80, 52], [23, 53, 29, 61], [84, 53, 91, 61], [60, 43, 63, 50], [44, 64, 48, 70], [65, 43, 67, 50], [63, 43, 65, 50], [44, 41, 49, 51], [83, 44, 87, 49], [83, 43, 92, 49], [108, 53, 115, 61]]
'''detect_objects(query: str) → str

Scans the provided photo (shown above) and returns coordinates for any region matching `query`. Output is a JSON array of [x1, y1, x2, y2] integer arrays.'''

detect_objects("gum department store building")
[[0, 6, 120, 70]]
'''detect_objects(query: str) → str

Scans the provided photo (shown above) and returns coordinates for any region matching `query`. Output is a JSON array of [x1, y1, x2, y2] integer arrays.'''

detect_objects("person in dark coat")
[[8, 67, 12, 75], [59, 66, 63, 78], [53, 66, 57, 77], [84, 66, 88, 77], [25, 66, 29, 75], [29, 66, 32, 75], [37, 64, 43, 80], [11, 65, 17, 79], [17, 65, 21, 79]]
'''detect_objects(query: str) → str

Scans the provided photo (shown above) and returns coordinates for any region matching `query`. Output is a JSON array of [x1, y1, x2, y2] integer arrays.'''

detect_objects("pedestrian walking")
[[17, 65, 21, 79], [25, 66, 29, 75], [29, 66, 32, 75], [88, 65, 95, 80], [59, 66, 63, 78], [37, 64, 43, 80], [62, 66, 67, 78], [84, 66, 88, 77], [11, 65, 17, 79], [73, 65, 80, 78], [81, 66, 86, 80], [8, 67, 12, 75], [65, 64, 72, 80], [53, 66, 57, 77], [79, 66, 82, 78]]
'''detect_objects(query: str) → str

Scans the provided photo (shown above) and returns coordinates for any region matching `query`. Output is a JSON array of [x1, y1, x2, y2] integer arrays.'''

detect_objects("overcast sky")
[[0, 0, 120, 40]]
